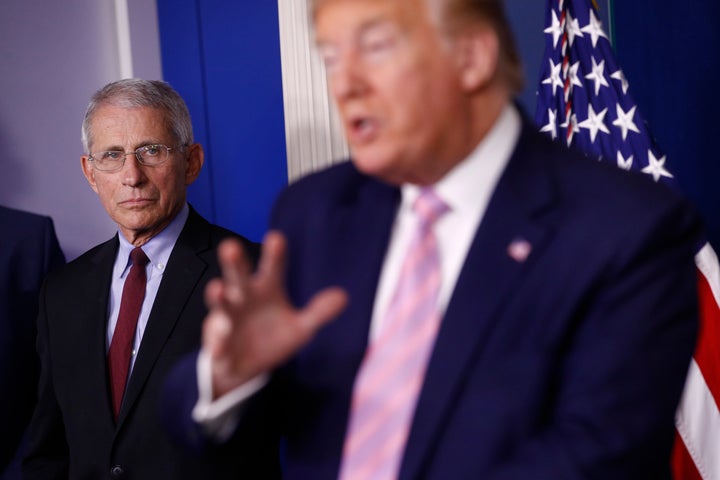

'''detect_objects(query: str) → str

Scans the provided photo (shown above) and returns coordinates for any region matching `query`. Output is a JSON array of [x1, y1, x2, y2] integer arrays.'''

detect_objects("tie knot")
[[130, 247, 149, 268], [413, 187, 449, 225]]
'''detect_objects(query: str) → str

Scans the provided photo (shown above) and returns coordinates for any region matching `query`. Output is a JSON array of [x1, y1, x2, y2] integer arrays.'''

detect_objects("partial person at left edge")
[[22, 78, 260, 480], [0, 205, 65, 478]]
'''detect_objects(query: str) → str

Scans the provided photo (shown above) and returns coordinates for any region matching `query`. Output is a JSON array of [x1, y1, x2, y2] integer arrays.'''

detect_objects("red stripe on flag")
[[672, 431, 703, 480], [672, 265, 720, 480], [693, 270, 720, 408]]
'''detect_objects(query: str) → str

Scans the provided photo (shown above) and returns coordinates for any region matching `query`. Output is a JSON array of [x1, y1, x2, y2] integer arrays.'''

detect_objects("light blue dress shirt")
[[106, 203, 189, 374]]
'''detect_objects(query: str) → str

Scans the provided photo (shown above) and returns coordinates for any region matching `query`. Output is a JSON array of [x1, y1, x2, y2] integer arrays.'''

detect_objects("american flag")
[[535, 1, 720, 478]]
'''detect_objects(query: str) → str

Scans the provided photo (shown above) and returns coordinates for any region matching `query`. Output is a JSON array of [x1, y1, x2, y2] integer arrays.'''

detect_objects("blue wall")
[[157, 0, 287, 242], [613, 1, 720, 250]]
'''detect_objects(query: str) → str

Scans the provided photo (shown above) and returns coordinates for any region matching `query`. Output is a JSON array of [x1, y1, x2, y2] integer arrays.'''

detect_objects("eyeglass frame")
[[86, 143, 187, 172]]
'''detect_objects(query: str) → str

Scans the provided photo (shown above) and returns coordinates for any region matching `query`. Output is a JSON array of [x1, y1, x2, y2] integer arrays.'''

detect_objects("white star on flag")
[[542, 59, 564, 95], [540, 109, 558, 140], [544, 10, 563, 48], [641, 151, 674, 182], [612, 105, 641, 140], [580, 9, 608, 47], [578, 104, 609, 142], [565, 12, 584, 46], [616, 151, 633, 171], [567, 61, 583, 90], [585, 56, 609, 95], [610, 70, 629, 94]]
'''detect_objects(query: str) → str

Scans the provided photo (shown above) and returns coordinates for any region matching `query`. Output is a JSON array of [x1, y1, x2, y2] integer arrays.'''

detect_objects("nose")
[[327, 50, 368, 101], [120, 153, 147, 187]]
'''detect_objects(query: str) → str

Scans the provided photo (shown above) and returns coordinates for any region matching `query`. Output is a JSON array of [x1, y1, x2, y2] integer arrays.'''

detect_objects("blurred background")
[[1, 0, 717, 259]]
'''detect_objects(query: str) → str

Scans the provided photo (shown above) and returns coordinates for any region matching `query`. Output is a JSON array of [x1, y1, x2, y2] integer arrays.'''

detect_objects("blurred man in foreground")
[[166, 0, 700, 477]]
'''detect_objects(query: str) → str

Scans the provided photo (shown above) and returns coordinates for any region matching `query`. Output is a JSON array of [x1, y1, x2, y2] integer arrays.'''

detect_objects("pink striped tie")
[[339, 187, 449, 480]]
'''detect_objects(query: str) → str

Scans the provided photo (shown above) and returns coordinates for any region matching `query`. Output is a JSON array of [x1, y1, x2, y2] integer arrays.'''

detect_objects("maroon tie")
[[108, 247, 149, 421]]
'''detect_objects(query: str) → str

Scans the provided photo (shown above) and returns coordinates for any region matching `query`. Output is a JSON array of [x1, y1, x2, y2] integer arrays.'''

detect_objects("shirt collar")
[[114, 203, 190, 278], [401, 104, 522, 217]]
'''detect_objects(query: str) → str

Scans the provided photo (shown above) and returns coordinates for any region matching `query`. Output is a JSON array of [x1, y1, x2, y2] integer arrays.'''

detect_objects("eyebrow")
[[315, 16, 395, 47], [93, 140, 166, 152]]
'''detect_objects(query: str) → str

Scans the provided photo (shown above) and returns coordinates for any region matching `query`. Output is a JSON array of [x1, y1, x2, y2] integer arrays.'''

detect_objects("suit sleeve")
[[0, 215, 66, 473], [21, 279, 70, 479], [40, 217, 66, 273], [161, 352, 283, 478], [161, 352, 211, 454]]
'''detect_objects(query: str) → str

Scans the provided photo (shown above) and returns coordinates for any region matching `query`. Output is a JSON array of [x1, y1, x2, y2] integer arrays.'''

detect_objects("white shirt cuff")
[[192, 349, 269, 442]]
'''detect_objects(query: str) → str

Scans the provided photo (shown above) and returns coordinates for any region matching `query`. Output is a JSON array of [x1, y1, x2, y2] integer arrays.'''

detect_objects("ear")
[[184, 143, 204, 185], [80, 156, 99, 194], [454, 27, 500, 92]]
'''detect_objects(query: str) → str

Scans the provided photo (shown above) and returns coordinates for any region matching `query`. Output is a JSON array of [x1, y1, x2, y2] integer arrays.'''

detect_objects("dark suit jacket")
[[0, 206, 65, 473], [166, 121, 701, 479], [23, 206, 259, 480]]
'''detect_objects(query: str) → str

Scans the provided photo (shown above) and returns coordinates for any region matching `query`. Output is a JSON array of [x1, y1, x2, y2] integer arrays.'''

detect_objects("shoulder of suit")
[[0, 205, 52, 232], [50, 236, 116, 277], [279, 160, 392, 206]]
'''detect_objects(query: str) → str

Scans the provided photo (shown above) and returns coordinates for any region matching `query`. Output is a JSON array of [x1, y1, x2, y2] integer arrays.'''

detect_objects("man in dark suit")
[[22, 79, 259, 479], [165, 0, 701, 478], [0, 206, 64, 477]]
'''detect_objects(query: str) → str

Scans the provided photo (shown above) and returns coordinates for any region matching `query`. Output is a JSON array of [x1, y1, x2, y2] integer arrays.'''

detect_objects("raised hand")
[[203, 231, 348, 398]]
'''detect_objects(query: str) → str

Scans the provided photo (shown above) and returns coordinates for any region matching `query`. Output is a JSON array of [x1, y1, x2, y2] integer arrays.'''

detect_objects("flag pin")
[[507, 238, 532, 263]]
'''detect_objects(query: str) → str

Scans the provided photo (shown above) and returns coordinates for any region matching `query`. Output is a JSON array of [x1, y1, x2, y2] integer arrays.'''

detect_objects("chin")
[[351, 150, 402, 184]]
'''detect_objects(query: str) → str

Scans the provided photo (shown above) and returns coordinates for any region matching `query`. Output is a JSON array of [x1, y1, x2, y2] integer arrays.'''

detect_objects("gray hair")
[[310, 0, 524, 94], [81, 78, 194, 153]]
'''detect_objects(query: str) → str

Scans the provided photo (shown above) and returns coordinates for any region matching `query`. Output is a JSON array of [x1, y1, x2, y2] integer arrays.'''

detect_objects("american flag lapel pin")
[[507, 238, 532, 263]]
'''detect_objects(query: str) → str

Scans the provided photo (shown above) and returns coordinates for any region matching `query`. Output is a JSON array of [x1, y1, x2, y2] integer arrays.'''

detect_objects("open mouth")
[[347, 116, 378, 144]]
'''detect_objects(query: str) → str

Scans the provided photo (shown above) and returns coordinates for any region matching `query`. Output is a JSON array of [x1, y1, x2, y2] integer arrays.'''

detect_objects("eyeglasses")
[[87, 144, 184, 172]]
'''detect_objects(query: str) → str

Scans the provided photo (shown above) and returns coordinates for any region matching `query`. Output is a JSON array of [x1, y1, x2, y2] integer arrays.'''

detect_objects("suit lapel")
[[295, 177, 401, 461], [117, 209, 210, 425], [333, 180, 400, 355], [400, 123, 561, 479], [79, 237, 120, 425]]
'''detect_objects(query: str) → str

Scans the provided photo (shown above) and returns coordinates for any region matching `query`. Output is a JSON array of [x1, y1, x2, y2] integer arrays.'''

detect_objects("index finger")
[[217, 238, 253, 302], [256, 231, 287, 290]]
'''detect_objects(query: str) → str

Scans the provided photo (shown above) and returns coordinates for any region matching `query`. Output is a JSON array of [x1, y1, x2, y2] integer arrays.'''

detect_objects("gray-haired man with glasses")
[[23, 78, 259, 480]]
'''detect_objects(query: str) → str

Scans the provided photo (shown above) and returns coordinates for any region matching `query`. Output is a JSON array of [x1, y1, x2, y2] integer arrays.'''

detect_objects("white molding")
[[277, 0, 348, 182], [114, 0, 133, 79]]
